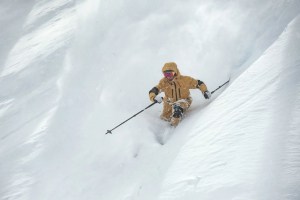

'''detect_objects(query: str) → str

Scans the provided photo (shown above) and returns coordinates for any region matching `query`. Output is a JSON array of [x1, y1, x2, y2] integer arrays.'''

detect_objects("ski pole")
[[106, 101, 158, 134], [211, 79, 230, 94]]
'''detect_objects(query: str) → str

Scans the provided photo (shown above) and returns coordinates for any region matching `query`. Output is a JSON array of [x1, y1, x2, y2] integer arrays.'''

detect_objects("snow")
[[0, 0, 300, 200], [159, 16, 300, 200]]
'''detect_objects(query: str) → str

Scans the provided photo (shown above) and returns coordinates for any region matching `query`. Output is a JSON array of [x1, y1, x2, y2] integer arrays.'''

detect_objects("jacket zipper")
[[174, 82, 178, 101], [179, 88, 181, 98]]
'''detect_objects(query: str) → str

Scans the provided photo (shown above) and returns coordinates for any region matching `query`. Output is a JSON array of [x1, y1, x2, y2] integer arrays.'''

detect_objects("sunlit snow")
[[0, 0, 299, 200]]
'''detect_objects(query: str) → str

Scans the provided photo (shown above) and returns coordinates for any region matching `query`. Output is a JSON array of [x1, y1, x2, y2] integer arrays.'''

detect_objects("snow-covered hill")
[[159, 15, 300, 200], [0, 0, 299, 200]]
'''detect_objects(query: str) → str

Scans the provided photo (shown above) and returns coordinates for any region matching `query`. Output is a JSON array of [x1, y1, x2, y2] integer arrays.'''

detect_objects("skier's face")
[[163, 70, 175, 81]]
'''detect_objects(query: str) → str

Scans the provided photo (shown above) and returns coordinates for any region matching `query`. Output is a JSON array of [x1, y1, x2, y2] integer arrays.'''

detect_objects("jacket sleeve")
[[149, 79, 164, 95], [149, 86, 159, 95], [196, 80, 208, 93], [187, 76, 208, 93]]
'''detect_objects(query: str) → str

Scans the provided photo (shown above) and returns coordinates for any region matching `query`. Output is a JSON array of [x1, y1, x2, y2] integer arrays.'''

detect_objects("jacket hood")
[[162, 62, 181, 76]]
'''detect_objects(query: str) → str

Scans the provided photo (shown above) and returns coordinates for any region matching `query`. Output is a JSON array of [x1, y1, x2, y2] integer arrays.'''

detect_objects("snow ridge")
[[158, 15, 300, 200]]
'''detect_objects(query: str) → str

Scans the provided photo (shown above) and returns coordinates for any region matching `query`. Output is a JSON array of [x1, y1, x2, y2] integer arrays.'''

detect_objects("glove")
[[203, 91, 211, 99], [154, 96, 163, 104], [149, 92, 156, 102]]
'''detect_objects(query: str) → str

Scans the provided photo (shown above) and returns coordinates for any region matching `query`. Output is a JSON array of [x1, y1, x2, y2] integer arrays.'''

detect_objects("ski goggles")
[[163, 70, 175, 78]]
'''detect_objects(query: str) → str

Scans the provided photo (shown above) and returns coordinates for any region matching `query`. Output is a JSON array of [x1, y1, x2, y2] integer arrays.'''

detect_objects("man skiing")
[[149, 62, 211, 126]]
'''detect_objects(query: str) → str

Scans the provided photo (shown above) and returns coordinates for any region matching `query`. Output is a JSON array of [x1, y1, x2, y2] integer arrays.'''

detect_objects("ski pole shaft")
[[211, 79, 230, 94], [106, 101, 157, 134]]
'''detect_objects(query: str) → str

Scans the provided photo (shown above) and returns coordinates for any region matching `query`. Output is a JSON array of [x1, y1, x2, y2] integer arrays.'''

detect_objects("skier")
[[149, 62, 211, 126]]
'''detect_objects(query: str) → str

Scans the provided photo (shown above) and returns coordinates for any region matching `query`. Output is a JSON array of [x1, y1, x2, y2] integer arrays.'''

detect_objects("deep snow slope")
[[0, 0, 300, 200], [158, 15, 300, 200]]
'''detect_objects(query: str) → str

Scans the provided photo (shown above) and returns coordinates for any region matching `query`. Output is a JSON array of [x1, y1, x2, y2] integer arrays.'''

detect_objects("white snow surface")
[[0, 0, 300, 200]]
